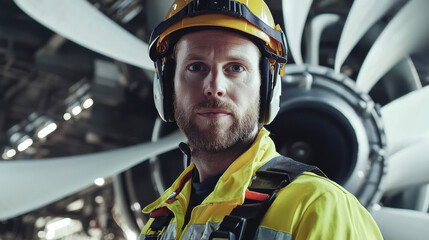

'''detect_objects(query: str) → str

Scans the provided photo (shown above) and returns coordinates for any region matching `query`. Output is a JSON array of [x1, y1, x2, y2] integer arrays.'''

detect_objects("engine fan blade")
[[382, 139, 429, 196], [13, 0, 153, 70], [356, 0, 429, 93], [381, 86, 429, 155], [334, 0, 399, 72], [0, 131, 185, 220], [282, 0, 313, 65], [371, 206, 429, 240], [305, 13, 340, 65], [383, 57, 423, 95]]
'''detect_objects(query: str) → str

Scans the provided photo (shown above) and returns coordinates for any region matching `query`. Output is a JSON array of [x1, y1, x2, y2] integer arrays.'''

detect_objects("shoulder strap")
[[209, 155, 326, 240], [250, 155, 327, 194]]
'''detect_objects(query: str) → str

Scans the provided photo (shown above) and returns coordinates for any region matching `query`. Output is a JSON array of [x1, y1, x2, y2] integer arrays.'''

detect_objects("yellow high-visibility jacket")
[[139, 128, 383, 239]]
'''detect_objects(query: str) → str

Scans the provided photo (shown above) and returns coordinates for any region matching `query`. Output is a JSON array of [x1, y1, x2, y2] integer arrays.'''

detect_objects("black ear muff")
[[153, 58, 176, 122], [259, 58, 273, 124]]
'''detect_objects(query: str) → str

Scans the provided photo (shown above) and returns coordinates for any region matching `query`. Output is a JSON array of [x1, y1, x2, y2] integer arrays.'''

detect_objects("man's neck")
[[191, 127, 259, 182]]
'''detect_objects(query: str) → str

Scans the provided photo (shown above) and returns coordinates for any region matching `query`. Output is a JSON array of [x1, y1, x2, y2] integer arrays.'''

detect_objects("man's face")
[[173, 30, 261, 153]]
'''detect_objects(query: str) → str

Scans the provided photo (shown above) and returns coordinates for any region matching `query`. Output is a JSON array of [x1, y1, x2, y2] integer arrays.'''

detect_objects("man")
[[140, 0, 383, 239]]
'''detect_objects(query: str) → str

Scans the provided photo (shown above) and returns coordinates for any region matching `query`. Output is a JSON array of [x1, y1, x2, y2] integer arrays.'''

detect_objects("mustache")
[[192, 99, 236, 114]]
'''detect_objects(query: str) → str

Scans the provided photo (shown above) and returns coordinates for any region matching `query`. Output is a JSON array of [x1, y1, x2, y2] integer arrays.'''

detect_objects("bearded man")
[[139, 0, 383, 239]]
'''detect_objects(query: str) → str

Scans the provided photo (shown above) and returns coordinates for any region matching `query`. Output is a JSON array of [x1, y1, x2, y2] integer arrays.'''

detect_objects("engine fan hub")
[[267, 64, 386, 206]]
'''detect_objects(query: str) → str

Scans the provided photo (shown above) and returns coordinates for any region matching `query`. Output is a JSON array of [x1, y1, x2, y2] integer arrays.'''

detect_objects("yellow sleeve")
[[293, 190, 383, 240]]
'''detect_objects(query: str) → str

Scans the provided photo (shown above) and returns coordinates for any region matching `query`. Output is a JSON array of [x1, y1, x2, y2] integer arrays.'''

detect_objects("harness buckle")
[[208, 230, 236, 240], [209, 215, 247, 240], [144, 234, 161, 240]]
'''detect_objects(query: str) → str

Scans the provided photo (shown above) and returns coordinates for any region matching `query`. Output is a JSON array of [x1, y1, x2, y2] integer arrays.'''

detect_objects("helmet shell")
[[150, 0, 285, 64]]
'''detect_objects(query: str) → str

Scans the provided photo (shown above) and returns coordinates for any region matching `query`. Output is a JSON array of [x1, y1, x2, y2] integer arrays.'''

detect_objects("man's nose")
[[204, 68, 226, 98]]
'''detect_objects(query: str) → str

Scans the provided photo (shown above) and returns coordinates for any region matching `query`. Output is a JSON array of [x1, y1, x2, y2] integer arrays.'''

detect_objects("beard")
[[174, 97, 259, 153]]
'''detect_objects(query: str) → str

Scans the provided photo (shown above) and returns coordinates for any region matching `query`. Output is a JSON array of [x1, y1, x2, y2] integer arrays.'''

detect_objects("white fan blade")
[[382, 139, 429, 196], [13, 0, 153, 70], [356, 0, 429, 93], [282, 0, 313, 65], [381, 86, 429, 155], [305, 13, 340, 65], [0, 131, 185, 220], [397, 184, 429, 212], [371, 206, 429, 240], [334, 0, 399, 72], [385, 57, 422, 93]]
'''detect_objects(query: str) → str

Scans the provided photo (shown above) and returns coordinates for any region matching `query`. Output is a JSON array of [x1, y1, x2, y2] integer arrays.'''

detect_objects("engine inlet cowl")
[[267, 64, 386, 207]]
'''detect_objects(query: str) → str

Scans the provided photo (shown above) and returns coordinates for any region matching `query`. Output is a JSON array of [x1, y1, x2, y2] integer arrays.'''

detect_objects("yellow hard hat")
[[149, 0, 287, 71], [150, 0, 287, 124]]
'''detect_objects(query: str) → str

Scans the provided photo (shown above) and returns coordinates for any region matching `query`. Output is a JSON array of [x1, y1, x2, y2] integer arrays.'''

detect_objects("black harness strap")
[[209, 156, 326, 240]]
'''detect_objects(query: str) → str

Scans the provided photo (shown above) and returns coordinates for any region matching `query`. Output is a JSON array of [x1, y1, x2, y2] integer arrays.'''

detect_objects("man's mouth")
[[197, 108, 231, 119]]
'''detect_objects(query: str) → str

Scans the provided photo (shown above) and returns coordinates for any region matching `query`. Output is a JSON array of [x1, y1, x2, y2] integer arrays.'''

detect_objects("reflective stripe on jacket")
[[139, 128, 383, 239]]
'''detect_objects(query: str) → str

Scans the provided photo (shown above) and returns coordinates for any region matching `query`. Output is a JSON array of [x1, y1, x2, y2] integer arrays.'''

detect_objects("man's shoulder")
[[279, 171, 352, 204], [294, 172, 349, 194], [265, 172, 383, 239], [260, 172, 370, 232], [259, 172, 350, 232]]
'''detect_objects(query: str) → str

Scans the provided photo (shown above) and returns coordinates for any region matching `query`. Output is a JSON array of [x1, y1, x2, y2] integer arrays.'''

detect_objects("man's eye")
[[188, 64, 203, 72], [230, 64, 244, 72]]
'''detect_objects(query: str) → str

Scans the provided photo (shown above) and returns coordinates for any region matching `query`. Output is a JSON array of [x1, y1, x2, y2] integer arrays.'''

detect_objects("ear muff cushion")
[[259, 58, 273, 124], [161, 58, 176, 122]]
